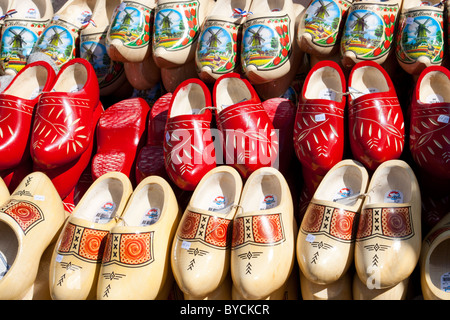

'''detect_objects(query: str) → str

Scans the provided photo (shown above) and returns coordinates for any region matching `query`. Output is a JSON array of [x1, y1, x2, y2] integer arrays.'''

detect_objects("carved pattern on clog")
[[177, 210, 232, 249], [102, 232, 154, 266], [0, 200, 44, 234], [57, 222, 109, 263], [231, 213, 285, 249]]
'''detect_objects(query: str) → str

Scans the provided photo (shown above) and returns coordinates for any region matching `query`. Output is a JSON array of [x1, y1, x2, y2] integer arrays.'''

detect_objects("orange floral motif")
[[1, 201, 44, 234]]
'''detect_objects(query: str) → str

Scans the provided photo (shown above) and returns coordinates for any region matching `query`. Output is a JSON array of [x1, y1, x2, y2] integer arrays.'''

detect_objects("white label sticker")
[[384, 190, 403, 203], [260, 194, 278, 210], [426, 93, 444, 104], [305, 234, 315, 243], [208, 195, 228, 212], [56, 254, 63, 263], [0, 251, 9, 280], [441, 272, 450, 292], [315, 113, 326, 122], [34, 195, 45, 201], [140, 208, 161, 226], [181, 241, 191, 250], [335, 187, 353, 201], [94, 202, 116, 223], [318, 89, 336, 101], [437, 115, 449, 123]]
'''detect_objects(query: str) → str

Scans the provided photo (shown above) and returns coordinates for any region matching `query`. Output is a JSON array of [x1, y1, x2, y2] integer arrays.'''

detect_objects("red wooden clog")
[[91, 97, 150, 184], [163, 78, 216, 191], [347, 61, 405, 172], [0, 61, 56, 171], [409, 66, 450, 181], [213, 73, 278, 178], [30, 58, 102, 170], [294, 60, 346, 177]]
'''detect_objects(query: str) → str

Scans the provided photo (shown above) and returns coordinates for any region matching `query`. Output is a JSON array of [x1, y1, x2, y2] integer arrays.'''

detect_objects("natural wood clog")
[[340, 0, 403, 69], [0, 0, 53, 75], [420, 212, 450, 300], [195, 0, 251, 83], [299, 269, 353, 300], [171, 166, 242, 298], [97, 175, 180, 300], [297, 159, 369, 285], [31, 0, 97, 69], [123, 55, 161, 91], [80, 0, 128, 96], [355, 160, 421, 289], [395, 0, 444, 76], [106, 0, 156, 63], [0, 172, 65, 300], [297, 0, 353, 58], [49, 171, 132, 300], [184, 274, 232, 300], [231, 166, 295, 300], [352, 272, 409, 300]]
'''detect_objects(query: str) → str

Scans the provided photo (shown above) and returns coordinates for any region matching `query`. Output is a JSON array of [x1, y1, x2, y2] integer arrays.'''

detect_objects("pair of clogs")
[[294, 59, 405, 185], [49, 171, 180, 300], [297, 159, 421, 293], [164, 73, 278, 191], [0, 171, 65, 300], [171, 165, 296, 300]]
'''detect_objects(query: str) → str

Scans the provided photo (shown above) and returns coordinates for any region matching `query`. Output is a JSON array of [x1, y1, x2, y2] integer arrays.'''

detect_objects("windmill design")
[[82, 42, 97, 62], [414, 18, 432, 46], [248, 26, 265, 48], [159, 11, 174, 30], [314, 0, 333, 20], [9, 28, 27, 51], [206, 28, 222, 49], [48, 28, 67, 47], [121, 9, 135, 28], [349, 12, 371, 37]]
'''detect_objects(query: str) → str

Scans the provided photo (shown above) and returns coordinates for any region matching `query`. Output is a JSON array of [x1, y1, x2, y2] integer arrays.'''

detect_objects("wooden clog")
[[297, 0, 353, 58], [395, 0, 444, 76], [123, 56, 161, 91], [49, 172, 132, 300], [0, 172, 65, 300], [297, 159, 369, 285], [195, 0, 251, 83], [80, 0, 128, 96], [31, 0, 97, 69], [355, 160, 421, 289], [420, 212, 450, 300], [184, 274, 233, 300], [340, 0, 403, 69], [171, 166, 242, 298], [352, 272, 409, 300], [97, 175, 180, 300], [299, 269, 353, 300], [231, 166, 295, 300], [0, 0, 53, 75], [106, 0, 156, 63]]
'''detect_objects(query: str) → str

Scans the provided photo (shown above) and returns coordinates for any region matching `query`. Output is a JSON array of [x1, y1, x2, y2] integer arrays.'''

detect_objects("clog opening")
[[240, 173, 282, 212], [304, 66, 343, 102], [52, 63, 88, 93], [215, 77, 252, 112], [428, 237, 450, 293], [350, 66, 389, 95], [75, 177, 125, 223], [191, 171, 238, 214], [367, 166, 412, 204], [418, 71, 450, 104], [316, 165, 364, 205], [170, 83, 206, 117], [123, 183, 165, 227], [0, 221, 18, 279], [5, 65, 50, 99]]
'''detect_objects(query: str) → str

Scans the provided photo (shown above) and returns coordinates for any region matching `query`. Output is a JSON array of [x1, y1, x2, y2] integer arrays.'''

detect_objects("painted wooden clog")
[[97, 175, 180, 300], [49, 172, 133, 300], [0, 172, 65, 300], [106, 0, 156, 63], [0, 0, 53, 75], [30, 0, 97, 69], [340, 0, 403, 69], [395, 0, 444, 76], [299, 269, 353, 300], [80, 0, 128, 96], [420, 212, 450, 300], [123, 55, 161, 91], [231, 166, 296, 300], [297, 159, 369, 285], [297, 0, 353, 58], [352, 273, 409, 300], [195, 0, 251, 83], [171, 166, 242, 298], [347, 60, 405, 172], [409, 66, 450, 181], [355, 160, 421, 289]]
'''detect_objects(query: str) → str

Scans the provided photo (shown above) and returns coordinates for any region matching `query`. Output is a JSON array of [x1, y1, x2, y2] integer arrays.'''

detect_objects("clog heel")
[[420, 212, 450, 300], [49, 171, 132, 300], [340, 0, 402, 69], [355, 160, 421, 289], [171, 166, 242, 298], [231, 167, 295, 300], [297, 159, 368, 285], [0, 0, 53, 75], [395, 0, 444, 76], [97, 175, 179, 300], [195, 0, 251, 83], [0, 172, 65, 300]]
